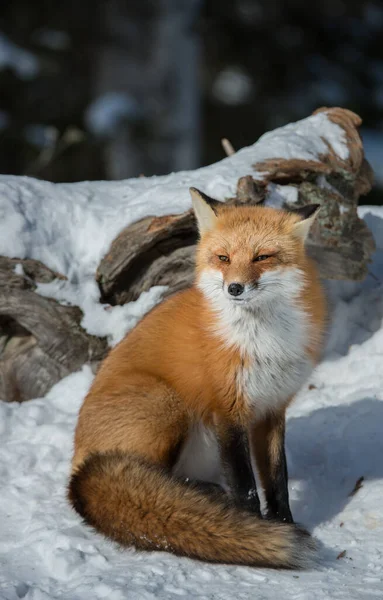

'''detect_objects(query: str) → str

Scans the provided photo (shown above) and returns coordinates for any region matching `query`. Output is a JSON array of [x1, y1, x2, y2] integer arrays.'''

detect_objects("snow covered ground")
[[1, 209, 382, 600], [0, 113, 382, 599]]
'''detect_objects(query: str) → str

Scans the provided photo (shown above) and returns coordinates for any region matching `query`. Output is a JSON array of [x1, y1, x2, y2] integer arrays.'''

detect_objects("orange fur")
[[69, 196, 326, 568]]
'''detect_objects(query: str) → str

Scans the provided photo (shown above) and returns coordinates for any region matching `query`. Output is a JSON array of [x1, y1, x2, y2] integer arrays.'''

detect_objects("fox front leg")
[[251, 411, 293, 523], [216, 420, 261, 515]]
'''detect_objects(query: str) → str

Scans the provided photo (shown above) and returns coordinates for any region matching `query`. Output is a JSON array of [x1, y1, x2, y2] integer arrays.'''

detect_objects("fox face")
[[190, 188, 319, 308]]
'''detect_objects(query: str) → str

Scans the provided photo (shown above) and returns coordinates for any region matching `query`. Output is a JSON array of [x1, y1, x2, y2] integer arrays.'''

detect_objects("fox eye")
[[218, 255, 230, 263], [253, 255, 270, 262]]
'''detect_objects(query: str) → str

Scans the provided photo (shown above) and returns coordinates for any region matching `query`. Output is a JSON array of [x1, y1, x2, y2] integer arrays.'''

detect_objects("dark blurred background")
[[0, 0, 382, 202]]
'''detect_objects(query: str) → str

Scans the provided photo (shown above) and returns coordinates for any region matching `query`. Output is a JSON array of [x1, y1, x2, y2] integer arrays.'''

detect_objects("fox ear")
[[291, 204, 321, 241], [190, 188, 221, 234]]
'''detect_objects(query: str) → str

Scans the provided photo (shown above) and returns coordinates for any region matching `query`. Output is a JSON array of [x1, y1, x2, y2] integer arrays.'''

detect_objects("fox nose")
[[228, 283, 244, 297]]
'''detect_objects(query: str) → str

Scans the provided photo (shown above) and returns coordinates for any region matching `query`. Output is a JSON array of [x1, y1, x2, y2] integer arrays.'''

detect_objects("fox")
[[68, 187, 327, 569]]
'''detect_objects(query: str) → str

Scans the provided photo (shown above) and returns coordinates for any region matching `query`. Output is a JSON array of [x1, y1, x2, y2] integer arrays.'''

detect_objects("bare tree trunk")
[[92, 0, 202, 179]]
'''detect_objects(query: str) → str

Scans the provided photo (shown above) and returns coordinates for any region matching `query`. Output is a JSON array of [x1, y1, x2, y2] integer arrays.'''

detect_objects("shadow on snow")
[[287, 397, 383, 528]]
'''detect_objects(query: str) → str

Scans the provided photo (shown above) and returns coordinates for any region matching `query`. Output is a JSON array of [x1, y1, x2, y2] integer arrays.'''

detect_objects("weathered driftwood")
[[97, 107, 375, 305], [0, 107, 376, 402], [0, 258, 107, 402]]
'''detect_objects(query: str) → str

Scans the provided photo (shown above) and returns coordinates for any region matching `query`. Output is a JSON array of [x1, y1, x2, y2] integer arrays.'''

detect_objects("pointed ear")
[[291, 204, 321, 241], [189, 187, 221, 234]]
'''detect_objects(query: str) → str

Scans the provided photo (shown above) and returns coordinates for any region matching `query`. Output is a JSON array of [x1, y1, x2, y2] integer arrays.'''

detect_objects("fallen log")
[[0, 258, 107, 401], [0, 107, 376, 401], [97, 107, 375, 305]]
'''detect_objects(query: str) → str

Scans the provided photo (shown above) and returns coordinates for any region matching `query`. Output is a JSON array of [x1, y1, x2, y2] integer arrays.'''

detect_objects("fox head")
[[190, 187, 320, 308]]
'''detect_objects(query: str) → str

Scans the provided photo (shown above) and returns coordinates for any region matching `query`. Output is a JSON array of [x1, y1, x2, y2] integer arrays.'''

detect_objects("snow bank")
[[0, 111, 347, 345]]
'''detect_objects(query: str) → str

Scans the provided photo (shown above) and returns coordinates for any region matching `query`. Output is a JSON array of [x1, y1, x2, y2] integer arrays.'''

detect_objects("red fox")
[[68, 188, 326, 568]]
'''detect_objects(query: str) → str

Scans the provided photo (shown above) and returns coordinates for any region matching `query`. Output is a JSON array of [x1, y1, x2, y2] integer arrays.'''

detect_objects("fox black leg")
[[251, 412, 293, 523], [216, 421, 261, 515]]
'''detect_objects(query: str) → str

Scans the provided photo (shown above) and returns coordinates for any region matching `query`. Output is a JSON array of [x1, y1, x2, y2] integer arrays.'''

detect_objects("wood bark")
[[0, 258, 107, 402]]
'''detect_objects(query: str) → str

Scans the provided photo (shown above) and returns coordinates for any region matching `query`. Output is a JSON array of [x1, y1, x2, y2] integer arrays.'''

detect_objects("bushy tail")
[[68, 451, 315, 569]]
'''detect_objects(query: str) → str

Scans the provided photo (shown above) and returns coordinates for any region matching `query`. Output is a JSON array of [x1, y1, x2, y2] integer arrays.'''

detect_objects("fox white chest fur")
[[199, 267, 314, 416]]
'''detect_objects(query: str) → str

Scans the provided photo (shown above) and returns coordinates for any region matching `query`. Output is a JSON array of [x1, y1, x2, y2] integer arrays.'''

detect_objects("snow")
[[0, 205, 382, 599], [212, 66, 255, 105], [0, 33, 40, 80], [32, 29, 71, 51], [2, 114, 383, 599], [13, 263, 24, 277], [0, 110, 347, 344], [85, 93, 141, 137], [24, 126, 58, 150], [258, 112, 349, 162], [36, 280, 166, 346]]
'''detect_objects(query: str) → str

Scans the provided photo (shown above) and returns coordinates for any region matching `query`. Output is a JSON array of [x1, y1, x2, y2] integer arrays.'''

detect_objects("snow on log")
[[0, 258, 107, 402], [0, 107, 375, 401], [97, 107, 375, 304]]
